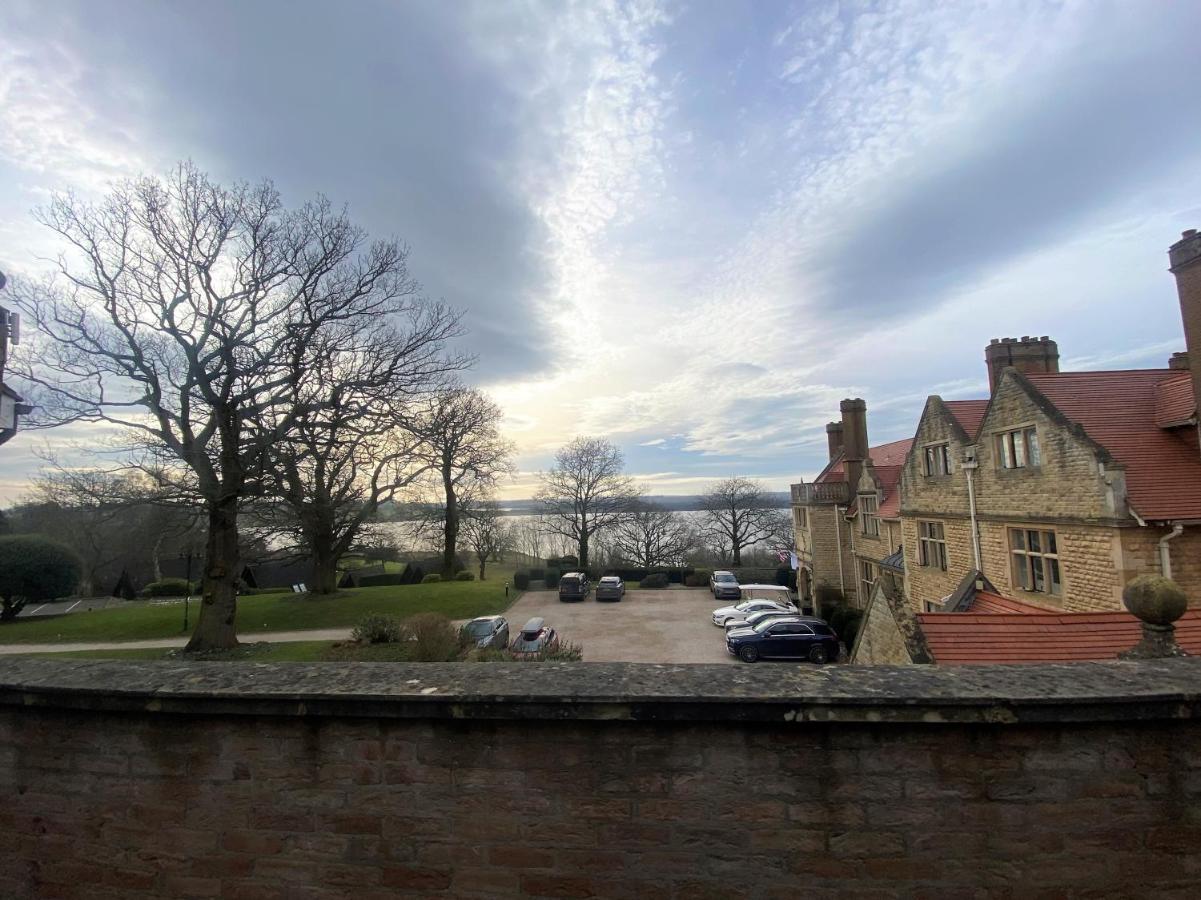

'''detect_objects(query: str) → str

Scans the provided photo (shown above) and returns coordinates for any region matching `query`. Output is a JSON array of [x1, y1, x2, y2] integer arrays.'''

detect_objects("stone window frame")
[[917, 520, 947, 570], [995, 424, 1041, 470], [1009, 526, 1062, 596], [793, 507, 807, 530], [922, 441, 953, 477], [860, 494, 881, 536], [859, 559, 877, 598]]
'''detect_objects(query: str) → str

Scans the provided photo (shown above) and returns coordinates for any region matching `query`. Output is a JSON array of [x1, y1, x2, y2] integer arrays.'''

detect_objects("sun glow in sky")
[[1, 0, 1200, 501]]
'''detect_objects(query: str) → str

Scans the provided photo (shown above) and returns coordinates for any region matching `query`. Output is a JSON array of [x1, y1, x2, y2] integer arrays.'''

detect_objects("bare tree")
[[418, 388, 514, 576], [699, 477, 790, 567], [9, 163, 439, 650], [610, 502, 695, 568], [536, 437, 638, 569], [266, 306, 464, 594], [459, 499, 510, 580]]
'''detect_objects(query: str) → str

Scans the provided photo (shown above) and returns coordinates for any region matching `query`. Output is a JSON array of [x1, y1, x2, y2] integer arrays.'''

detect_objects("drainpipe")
[[1159, 523, 1184, 579], [963, 454, 983, 573], [834, 505, 846, 598]]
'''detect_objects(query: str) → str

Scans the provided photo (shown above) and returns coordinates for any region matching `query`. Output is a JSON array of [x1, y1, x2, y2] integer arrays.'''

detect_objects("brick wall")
[[3, 658, 1201, 898]]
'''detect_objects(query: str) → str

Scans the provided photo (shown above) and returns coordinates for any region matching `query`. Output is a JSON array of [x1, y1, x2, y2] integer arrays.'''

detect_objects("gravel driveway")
[[502, 587, 735, 664]]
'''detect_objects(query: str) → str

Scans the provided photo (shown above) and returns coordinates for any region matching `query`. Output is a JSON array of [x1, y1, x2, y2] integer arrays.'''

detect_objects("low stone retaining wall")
[[2, 657, 1200, 897]]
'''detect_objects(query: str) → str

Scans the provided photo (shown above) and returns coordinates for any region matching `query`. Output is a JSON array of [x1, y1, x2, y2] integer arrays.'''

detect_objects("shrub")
[[139, 578, 197, 598], [357, 572, 408, 587], [815, 584, 845, 609], [544, 569, 561, 589], [421, 573, 443, 584], [513, 570, 531, 590], [524, 640, 584, 662], [351, 614, 403, 644], [454, 571, 475, 581], [528, 567, 544, 581], [0, 535, 83, 619], [404, 612, 461, 661], [827, 605, 864, 653], [639, 572, 669, 589]]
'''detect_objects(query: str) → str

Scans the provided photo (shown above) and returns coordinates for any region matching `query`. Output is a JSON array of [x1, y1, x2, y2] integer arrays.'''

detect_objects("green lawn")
[[0, 568, 519, 646], [27, 641, 335, 662]]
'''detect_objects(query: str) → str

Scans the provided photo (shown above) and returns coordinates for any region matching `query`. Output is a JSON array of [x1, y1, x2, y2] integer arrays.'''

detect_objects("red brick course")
[[2, 709, 1201, 897]]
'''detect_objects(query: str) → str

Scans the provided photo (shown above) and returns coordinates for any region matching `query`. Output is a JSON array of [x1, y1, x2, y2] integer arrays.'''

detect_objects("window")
[[923, 443, 952, 476], [793, 507, 807, 529], [997, 427, 1041, 469], [859, 560, 876, 597], [1010, 528, 1061, 595], [918, 521, 947, 570], [860, 495, 880, 536]]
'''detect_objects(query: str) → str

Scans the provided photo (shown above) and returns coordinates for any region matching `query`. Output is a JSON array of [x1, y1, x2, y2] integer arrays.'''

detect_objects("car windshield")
[[561, 577, 579, 587], [716, 574, 737, 583], [735, 601, 757, 610], [601, 577, 619, 584], [520, 630, 542, 643], [753, 619, 785, 633], [465, 621, 493, 638]]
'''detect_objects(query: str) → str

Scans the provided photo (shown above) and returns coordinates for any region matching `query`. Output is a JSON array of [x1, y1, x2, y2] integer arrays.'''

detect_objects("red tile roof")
[[817, 437, 914, 484], [875, 465, 904, 518], [1154, 373, 1196, 428], [943, 399, 989, 439], [967, 591, 1048, 614], [1024, 370, 1201, 521], [917, 608, 1201, 664]]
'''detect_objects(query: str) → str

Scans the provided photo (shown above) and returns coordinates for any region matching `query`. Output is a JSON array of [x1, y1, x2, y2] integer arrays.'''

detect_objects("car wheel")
[[722, 617, 736, 627], [809, 645, 829, 665], [738, 645, 759, 663]]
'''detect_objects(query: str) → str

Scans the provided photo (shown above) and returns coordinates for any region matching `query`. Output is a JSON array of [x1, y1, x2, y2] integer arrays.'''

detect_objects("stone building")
[[900, 230, 1201, 612], [790, 398, 911, 613]]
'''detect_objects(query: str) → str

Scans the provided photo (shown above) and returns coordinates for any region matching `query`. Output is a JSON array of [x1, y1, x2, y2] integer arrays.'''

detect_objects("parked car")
[[595, 576, 625, 602], [559, 572, 591, 602], [460, 615, 509, 650], [509, 617, 558, 657], [710, 570, 741, 600], [737, 584, 795, 605], [723, 608, 801, 632], [726, 618, 839, 664], [712, 598, 798, 627]]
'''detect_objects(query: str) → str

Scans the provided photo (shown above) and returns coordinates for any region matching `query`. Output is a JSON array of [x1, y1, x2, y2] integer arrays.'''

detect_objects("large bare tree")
[[536, 437, 637, 569], [610, 502, 695, 568], [266, 307, 464, 594], [9, 162, 441, 650], [459, 498, 511, 581], [699, 477, 790, 567], [418, 388, 514, 576]]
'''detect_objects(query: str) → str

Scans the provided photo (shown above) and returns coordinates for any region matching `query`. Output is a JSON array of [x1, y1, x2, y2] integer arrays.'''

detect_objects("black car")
[[725, 617, 839, 664], [558, 572, 591, 602]]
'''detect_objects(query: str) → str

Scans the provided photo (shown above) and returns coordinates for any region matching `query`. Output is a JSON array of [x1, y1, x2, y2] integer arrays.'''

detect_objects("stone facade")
[[4, 658, 1201, 898], [901, 375, 1201, 612]]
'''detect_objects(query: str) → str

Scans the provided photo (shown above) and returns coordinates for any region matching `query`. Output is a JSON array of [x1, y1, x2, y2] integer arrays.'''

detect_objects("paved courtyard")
[[503, 587, 736, 664]]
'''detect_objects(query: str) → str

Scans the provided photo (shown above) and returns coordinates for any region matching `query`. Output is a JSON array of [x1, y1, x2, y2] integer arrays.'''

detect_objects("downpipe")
[[1159, 523, 1184, 579]]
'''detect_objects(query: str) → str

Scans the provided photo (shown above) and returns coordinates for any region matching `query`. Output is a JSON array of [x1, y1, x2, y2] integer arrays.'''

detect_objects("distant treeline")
[[378, 493, 791, 521]]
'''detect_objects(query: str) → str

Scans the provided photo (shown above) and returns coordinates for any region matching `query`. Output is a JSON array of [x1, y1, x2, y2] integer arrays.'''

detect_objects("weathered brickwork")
[[4, 696, 1201, 898], [850, 595, 911, 664], [1120, 527, 1201, 604]]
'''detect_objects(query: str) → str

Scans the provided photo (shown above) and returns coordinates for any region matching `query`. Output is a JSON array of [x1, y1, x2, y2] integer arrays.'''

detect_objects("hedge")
[[357, 572, 409, 588], [639, 573, 670, 589], [544, 569, 561, 589], [140, 578, 198, 597], [454, 571, 475, 581], [0, 535, 82, 619], [421, 573, 443, 584], [513, 570, 531, 590]]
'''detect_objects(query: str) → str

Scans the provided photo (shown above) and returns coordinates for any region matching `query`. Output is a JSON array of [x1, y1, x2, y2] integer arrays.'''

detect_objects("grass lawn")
[[28, 641, 335, 662], [0, 565, 520, 646]]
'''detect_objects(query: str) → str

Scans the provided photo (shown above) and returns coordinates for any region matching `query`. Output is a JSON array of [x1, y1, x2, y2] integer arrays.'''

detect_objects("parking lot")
[[504, 587, 736, 664]]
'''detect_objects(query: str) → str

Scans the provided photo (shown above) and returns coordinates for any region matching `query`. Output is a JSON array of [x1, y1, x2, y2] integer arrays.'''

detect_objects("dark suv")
[[725, 617, 839, 664], [558, 572, 591, 602]]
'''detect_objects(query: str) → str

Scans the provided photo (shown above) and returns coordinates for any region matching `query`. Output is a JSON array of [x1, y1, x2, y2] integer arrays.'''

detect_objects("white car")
[[712, 597, 798, 626]]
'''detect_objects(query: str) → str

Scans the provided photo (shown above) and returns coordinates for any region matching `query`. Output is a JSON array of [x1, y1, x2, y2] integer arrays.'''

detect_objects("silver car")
[[595, 576, 625, 602], [723, 608, 801, 632], [712, 598, 798, 627]]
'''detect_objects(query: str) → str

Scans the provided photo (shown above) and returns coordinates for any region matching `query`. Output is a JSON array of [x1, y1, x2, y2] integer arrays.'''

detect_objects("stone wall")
[[900, 514, 975, 610], [3, 659, 1201, 898], [806, 504, 858, 609]]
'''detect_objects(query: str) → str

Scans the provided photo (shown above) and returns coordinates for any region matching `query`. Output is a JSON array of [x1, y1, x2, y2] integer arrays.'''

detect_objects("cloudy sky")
[[1, 0, 1199, 501]]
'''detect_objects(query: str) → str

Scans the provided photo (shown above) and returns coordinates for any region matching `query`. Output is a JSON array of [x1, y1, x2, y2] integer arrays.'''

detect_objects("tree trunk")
[[732, 539, 743, 567], [185, 497, 241, 651], [442, 472, 458, 577], [478, 555, 487, 581], [578, 529, 590, 570], [310, 530, 339, 595], [151, 531, 165, 582]]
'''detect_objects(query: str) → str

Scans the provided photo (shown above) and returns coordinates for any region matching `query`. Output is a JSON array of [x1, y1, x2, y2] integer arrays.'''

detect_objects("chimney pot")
[[1167, 228, 1201, 443], [839, 399, 870, 494], [1184, 229, 1197, 239], [984, 334, 1059, 394]]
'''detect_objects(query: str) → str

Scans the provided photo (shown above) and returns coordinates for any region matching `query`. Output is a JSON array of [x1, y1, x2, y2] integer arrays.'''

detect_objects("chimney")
[[984, 335, 1060, 393], [826, 421, 844, 461], [1169, 351, 1190, 370], [840, 398, 869, 493], [1168, 229, 1201, 426]]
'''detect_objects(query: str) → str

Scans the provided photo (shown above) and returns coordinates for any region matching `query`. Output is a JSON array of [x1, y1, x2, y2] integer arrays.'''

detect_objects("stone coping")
[[1, 657, 1200, 725]]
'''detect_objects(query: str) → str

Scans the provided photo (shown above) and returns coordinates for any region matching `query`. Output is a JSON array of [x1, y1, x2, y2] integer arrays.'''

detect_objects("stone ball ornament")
[[1123, 575, 1188, 627]]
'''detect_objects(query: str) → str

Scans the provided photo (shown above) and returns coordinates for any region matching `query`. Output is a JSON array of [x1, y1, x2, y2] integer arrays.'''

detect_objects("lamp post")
[[181, 548, 197, 632]]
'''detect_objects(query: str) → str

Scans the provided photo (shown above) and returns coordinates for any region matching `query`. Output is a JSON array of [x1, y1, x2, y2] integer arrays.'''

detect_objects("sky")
[[1, 0, 1200, 502]]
